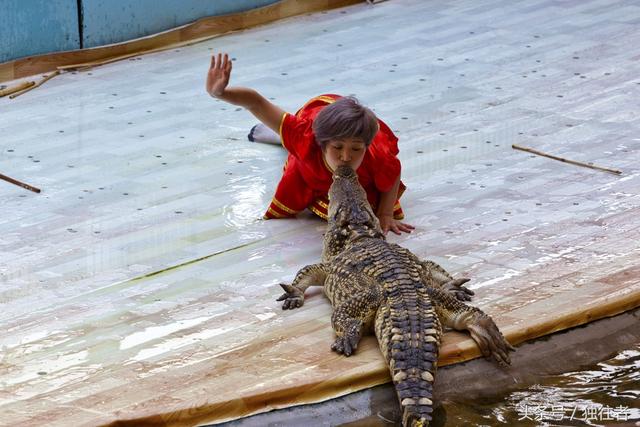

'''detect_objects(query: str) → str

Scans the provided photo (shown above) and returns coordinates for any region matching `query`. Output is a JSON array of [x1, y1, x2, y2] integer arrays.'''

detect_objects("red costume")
[[264, 94, 405, 220]]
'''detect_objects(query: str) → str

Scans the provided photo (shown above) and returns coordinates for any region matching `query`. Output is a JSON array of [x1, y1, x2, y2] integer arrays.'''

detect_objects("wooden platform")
[[1, 0, 639, 426]]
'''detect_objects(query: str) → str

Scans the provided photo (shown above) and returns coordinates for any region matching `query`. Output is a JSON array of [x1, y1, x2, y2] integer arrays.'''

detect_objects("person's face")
[[323, 138, 367, 171]]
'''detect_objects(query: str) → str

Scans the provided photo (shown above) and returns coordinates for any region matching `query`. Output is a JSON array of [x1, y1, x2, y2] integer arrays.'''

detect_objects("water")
[[436, 345, 640, 427], [218, 344, 639, 427]]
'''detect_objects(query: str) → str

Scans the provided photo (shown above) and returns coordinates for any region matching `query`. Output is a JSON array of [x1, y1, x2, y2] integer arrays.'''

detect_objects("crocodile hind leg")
[[418, 260, 474, 301], [438, 277, 474, 302], [330, 284, 382, 356], [390, 244, 474, 301], [277, 263, 328, 310], [427, 287, 515, 366]]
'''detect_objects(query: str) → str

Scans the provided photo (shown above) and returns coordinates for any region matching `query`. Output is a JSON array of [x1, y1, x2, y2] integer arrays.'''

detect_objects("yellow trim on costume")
[[278, 112, 288, 147], [272, 197, 298, 215], [267, 207, 287, 218], [309, 204, 328, 220], [315, 95, 337, 104], [300, 95, 337, 111], [397, 182, 406, 199], [315, 199, 329, 210], [394, 202, 401, 210]]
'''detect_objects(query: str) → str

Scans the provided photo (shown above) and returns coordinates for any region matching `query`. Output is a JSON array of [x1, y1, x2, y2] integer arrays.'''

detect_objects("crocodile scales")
[[277, 165, 515, 427]]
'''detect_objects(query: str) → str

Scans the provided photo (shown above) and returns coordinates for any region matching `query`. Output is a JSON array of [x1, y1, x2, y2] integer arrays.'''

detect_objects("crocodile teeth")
[[424, 336, 437, 342], [391, 334, 404, 341], [424, 328, 438, 335], [421, 371, 434, 382]]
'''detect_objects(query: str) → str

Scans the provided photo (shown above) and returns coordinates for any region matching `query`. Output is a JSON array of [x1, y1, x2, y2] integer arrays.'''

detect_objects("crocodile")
[[277, 165, 515, 427]]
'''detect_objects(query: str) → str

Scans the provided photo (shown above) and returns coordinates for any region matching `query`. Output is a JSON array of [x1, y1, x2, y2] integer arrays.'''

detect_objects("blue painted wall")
[[1, 0, 279, 63], [81, 0, 279, 48], [0, 0, 80, 63]]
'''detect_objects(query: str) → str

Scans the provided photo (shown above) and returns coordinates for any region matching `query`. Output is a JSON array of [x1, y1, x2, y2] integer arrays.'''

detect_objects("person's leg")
[[248, 123, 281, 145]]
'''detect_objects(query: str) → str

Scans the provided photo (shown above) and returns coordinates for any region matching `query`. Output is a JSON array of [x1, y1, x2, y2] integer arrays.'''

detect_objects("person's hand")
[[378, 215, 415, 235], [206, 53, 232, 97]]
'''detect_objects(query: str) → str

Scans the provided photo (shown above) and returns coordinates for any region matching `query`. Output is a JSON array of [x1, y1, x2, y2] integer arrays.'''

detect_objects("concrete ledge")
[[212, 308, 640, 426]]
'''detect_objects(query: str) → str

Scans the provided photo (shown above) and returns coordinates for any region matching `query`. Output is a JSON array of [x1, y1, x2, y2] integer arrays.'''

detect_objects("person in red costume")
[[206, 53, 414, 235]]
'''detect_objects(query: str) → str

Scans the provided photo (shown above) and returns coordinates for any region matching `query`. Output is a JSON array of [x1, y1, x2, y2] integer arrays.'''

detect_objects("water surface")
[[436, 345, 640, 426]]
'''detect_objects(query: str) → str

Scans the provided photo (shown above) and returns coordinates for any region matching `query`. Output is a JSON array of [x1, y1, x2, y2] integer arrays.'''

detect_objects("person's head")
[[313, 96, 379, 171]]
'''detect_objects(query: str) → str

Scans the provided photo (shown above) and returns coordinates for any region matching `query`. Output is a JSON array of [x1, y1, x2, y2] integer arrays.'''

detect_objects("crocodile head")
[[328, 165, 380, 229], [323, 165, 383, 261]]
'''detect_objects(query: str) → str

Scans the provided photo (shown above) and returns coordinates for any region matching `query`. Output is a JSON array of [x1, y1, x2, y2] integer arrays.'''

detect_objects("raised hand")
[[206, 53, 232, 97]]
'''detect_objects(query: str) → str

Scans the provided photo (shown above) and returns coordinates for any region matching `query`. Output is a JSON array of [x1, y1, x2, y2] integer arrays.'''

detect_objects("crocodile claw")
[[441, 278, 474, 301], [276, 283, 304, 310], [468, 316, 516, 366], [331, 319, 363, 357]]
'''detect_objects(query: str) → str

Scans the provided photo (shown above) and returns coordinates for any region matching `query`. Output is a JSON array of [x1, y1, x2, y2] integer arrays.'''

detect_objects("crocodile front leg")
[[330, 283, 382, 356], [277, 263, 328, 310]]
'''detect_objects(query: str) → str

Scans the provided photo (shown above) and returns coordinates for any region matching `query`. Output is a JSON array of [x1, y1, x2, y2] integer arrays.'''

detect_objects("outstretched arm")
[[376, 174, 415, 235], [206, 53, 286, 133]]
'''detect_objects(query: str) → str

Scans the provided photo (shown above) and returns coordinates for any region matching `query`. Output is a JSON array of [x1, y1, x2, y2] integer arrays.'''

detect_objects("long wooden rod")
[[0, 173, 41, 193], [9, 70, 61, 99], [512, 144, 622, 175], [0, 81, 35, 97]]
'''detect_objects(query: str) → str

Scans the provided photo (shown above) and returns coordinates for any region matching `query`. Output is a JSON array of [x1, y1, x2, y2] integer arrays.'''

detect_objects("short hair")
[[312, 96, 379, 148]]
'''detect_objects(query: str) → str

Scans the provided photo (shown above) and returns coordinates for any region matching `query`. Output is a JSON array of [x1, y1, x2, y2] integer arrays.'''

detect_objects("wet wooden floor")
[[1, 0, 639, 425]]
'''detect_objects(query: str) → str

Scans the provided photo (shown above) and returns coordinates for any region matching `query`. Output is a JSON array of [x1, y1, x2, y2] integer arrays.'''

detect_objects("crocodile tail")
[[375, 284, 441, 427]]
